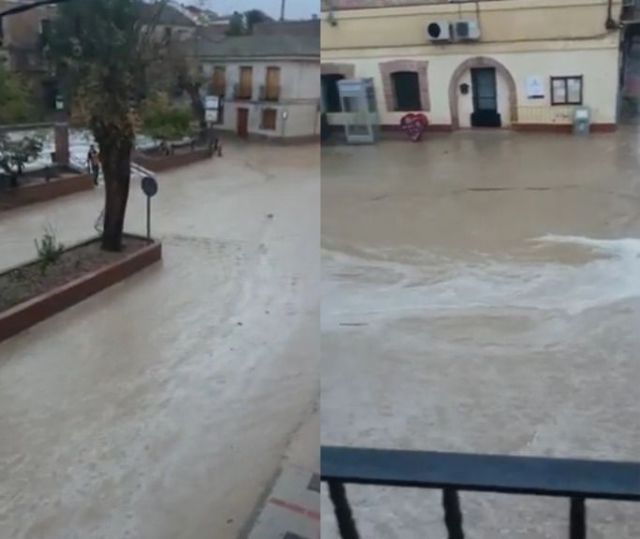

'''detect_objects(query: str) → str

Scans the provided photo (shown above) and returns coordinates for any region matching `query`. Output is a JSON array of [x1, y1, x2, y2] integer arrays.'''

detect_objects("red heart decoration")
[[400, 113, 429, 142]]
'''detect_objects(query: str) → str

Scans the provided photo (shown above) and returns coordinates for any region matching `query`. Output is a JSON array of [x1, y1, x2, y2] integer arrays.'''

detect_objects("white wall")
[[325, 45, 620, 127], [203, 59, 320, 138], [282, 103, 320, 137], [222, 102, 318, 138], [202, 60, 319, 102]]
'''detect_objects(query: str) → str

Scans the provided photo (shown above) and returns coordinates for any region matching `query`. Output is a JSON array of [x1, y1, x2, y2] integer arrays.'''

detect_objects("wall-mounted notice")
[[526, 76, 545, 99]]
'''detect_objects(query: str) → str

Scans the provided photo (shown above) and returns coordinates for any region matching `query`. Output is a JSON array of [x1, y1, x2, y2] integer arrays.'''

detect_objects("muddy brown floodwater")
[[321, 129, 640, 538], [0, 142, 319, 539]]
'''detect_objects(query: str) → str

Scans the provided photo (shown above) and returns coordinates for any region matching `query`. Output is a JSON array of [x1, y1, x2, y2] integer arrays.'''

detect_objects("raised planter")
[[0, 235, 162, 343], [0, 170, 94, 212], [133, 147, 213, 172]]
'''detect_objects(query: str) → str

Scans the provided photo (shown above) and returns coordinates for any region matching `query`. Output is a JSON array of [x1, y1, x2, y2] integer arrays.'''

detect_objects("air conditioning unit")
[[452, 20, 481, 41], [426, 21, 452, 42]]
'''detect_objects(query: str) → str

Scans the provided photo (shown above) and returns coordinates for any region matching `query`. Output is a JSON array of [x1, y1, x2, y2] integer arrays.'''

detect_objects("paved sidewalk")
[[248, 466, 320, 539], [247, 411, 319, 539]]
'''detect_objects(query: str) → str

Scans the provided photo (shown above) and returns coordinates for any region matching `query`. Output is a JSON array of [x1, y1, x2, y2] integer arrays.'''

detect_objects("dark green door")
[[471, 68, 501, 127]]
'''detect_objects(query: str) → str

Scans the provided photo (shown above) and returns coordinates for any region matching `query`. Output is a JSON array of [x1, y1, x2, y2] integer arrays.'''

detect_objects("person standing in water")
[[87, 144, 100, 186]]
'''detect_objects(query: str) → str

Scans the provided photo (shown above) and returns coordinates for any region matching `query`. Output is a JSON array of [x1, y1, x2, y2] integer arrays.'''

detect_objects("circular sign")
[[141, 176, 158, 197]]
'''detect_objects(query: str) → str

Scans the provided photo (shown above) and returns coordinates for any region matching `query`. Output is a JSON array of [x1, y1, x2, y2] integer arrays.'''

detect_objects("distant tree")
[[0, 64, 35, 124], [144, 38, 206, 129], [47, 0, 167, 251], [225, 11, 245, 36], [244, 9, 269, 33]]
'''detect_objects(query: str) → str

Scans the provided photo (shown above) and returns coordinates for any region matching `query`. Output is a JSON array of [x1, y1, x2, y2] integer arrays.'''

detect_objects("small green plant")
[[34, 226, 65, 275]]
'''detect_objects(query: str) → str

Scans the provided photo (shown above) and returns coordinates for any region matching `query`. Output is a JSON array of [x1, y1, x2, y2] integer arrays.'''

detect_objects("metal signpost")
[[141, 175, 158, 240], [205, 96, 220, 124]]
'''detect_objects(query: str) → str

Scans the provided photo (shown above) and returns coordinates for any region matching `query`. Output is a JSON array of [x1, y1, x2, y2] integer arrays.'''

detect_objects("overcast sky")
[[196, 0, 318, 19]]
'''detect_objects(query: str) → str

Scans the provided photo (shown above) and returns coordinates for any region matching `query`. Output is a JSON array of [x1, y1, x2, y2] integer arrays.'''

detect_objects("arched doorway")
[[449, 57, 517, 129], [321, 63, 355, 113]]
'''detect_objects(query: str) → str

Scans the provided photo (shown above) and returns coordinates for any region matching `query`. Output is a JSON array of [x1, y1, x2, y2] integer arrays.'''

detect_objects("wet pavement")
[[0, 142, 319, 539], [321, 129, 640, 538]]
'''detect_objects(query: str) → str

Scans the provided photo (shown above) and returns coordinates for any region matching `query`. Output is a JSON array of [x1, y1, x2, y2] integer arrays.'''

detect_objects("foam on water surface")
[[323, 235, 640, 326]]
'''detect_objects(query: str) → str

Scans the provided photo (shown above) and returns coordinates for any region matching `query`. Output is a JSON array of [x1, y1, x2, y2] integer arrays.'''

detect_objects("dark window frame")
[[550, 75, 583, 106], [391, 71, 423, 112], [261, 108, 277, 130], [321, 73, 345, 113]]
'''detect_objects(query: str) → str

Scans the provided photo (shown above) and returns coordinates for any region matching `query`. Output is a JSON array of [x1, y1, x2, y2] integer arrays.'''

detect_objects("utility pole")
[[280, 0, 285, 21]]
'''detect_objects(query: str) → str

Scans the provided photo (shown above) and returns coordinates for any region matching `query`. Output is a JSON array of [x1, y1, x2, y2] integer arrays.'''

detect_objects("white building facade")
[[197, 31, 320, 142], [322, 0, 625, 132]]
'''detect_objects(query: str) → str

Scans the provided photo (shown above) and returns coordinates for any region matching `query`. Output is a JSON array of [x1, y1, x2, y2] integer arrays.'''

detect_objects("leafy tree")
[[244, 9, 269, 34], [0, 64, 35, 124], [224, 10, 269, 36], [0, 134, 43, 187], [144, 38, 206, 129], [141, 92, 193, 142], [225, 11, 245, 36], [47, 0, 166, 251]]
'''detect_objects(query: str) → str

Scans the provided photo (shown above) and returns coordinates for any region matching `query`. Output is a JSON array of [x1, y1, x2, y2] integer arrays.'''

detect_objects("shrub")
[[0, 135, 44, 187], [141, 92, 194, 142], [34, 225, 65, 275]]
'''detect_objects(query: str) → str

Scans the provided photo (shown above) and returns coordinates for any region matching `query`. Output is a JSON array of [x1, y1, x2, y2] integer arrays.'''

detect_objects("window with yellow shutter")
[[261, 109, 277, 130]]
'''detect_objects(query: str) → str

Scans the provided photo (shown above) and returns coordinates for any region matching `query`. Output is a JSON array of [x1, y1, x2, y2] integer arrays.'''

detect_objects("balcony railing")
[[233, 83, 252, 100], [259, 84, 280, 102], [211, 85, 225, 98], [322, 446, 640, 539]]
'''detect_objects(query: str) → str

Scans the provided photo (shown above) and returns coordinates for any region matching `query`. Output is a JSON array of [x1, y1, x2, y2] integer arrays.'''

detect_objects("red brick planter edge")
[[0, 235, 162, 343], [133, 148, 213, 173], [0, 173, 94, 212]]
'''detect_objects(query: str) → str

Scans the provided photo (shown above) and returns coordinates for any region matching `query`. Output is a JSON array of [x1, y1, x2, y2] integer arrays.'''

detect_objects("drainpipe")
[[606, 0, 617, 30]]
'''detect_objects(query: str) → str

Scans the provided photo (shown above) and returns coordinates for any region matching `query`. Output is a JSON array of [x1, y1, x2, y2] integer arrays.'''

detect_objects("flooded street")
[[321, 130, 640, 537], [0, 143, 319, 539]]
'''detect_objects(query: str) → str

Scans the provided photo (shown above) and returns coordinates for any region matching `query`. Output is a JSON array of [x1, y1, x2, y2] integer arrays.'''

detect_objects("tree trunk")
[[100, 137, 132, 252]]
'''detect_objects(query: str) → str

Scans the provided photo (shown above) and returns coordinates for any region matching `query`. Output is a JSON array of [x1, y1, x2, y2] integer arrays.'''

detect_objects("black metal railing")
[[322, 446, 640, 539], [259, 84, 281, 102], [233, 83, 252, 101]]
